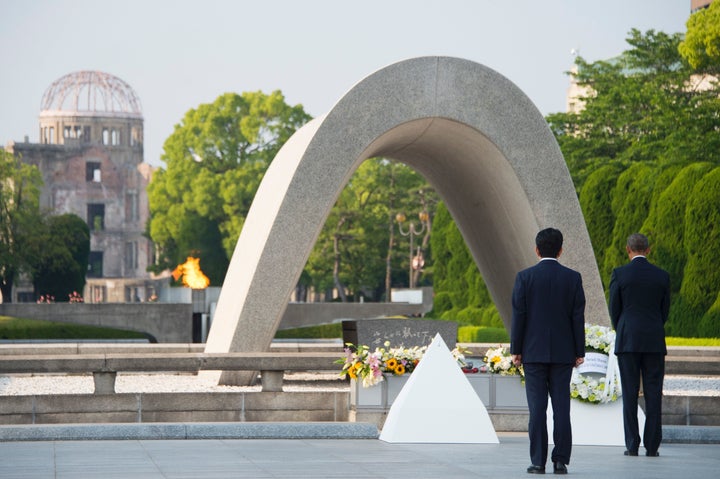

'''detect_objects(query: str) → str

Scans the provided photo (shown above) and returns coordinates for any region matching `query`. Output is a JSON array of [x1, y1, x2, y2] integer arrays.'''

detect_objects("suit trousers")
[[523, 362, 574, 466], [617, 352, 664, 454]]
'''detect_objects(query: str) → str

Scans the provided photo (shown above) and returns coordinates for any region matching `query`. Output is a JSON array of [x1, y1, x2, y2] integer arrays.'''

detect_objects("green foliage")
[[273, 323, 343, 339], [601, 163, 655, 287], [642, 162, 714, 294], [681, 167, 720, 314], [679, 0, 720, 73], [28, 214, 90, 301], [666, 296, 704, 337], [304, 159, 435, 300], [698, 290, 720, 338], [550, 29, 720, 191], [666, 337, 720, 346], [457, 326, 510, 343], [0, 316, 148, 340], [547, 25, 720, 338], [0, 151, 43, 302], [579, 164, 625, 268], [147, 91, 312, 285], [429, 202, 499, 325]]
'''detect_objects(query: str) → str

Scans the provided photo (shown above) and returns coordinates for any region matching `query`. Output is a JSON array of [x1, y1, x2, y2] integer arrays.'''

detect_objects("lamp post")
[[396, 211, 428, 288]]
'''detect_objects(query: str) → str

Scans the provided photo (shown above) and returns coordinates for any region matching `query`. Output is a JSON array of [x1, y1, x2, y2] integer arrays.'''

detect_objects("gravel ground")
[[0, 373, 717, 396], [0, 372, 347, 395]]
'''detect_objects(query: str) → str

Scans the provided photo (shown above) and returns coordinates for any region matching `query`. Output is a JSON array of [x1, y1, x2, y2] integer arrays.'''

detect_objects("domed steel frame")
[[40, 71, 142, 118]]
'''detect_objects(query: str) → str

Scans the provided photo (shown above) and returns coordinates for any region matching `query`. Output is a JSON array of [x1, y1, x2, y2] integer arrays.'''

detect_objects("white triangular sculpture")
[[379, 333, 499, 443]]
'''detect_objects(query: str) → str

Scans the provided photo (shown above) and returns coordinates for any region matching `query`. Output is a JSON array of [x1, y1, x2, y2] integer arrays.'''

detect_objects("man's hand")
[[574, 357, 585, 367], [512, 354, 522, 366]]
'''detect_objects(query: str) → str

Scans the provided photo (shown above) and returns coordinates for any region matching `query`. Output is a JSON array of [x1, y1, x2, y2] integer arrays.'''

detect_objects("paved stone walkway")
[[1, 434, 719, 478]]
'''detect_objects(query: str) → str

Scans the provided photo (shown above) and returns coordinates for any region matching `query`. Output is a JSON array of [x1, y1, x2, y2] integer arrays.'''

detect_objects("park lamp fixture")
[[396, 211, 429, 288]]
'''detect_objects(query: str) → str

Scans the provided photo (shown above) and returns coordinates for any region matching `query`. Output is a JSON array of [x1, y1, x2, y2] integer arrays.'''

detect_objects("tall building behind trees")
[[5, 71, 162, 303]]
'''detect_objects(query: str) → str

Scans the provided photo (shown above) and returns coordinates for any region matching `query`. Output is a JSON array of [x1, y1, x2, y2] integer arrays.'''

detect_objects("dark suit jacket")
[[609, 257, 670, 354], [510, 259, 586, 363]]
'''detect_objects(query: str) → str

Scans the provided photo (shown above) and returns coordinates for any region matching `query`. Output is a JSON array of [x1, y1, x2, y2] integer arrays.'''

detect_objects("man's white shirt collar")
[[539, 257, 559, 263]]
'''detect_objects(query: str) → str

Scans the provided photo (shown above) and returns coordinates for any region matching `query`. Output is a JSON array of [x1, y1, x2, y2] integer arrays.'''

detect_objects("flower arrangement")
[[68, 291, 84, 303], [482, 346, 524, 377], [36, 294, 55, 304], [570, 369, 620, 404], [337, 341, 469, 388], [584, 324, 615, 354], [570, 323, 620, 404]]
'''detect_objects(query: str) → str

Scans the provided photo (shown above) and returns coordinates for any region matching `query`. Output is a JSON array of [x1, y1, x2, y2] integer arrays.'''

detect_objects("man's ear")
[[557, 247, 563, 259], [535, 246, 541, 258]]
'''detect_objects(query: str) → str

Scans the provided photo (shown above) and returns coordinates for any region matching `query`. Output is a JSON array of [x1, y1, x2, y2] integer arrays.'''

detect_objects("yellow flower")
[[394, 363, 406, 375], [385, 358, 398, 370]]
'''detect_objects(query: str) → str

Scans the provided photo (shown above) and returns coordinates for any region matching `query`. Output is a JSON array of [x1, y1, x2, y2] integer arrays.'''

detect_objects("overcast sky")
[[1, 0, 691, 167]]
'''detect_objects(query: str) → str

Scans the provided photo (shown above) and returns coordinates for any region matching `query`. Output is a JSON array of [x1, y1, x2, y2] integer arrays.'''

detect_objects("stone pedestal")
[[350, 372, 526, 429]]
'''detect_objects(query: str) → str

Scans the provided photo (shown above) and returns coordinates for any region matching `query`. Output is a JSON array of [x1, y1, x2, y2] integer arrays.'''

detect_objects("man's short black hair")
[[536, 228, 563, 258], [627, 233, 649, 252]]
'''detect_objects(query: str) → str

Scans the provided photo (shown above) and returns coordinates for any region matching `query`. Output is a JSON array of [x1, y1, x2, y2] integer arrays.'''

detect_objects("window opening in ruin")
[[17, 292, 35, 303], [125, 241, 138, 271], [90, 285, 106, 302], [87, 203, 105, 230], [48, 127, 55, 144], [125, 287, 141, 302], [102, 128, 109, 145], [131, 127, 141, 146], [86, 162, 101, 182], [88, 252, 104, 279], [126, 190, 139, 221], [111, 129, 120, 146]]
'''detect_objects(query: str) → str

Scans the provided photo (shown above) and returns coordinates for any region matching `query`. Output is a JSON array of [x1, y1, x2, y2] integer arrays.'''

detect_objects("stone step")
[[0, 422, 380, 442]]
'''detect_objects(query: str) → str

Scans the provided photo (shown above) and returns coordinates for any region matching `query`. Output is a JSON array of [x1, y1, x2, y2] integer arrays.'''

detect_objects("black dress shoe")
[[646, 451, 659, 457], [527, 465, 545, 474], [624, 450, 638, 456], [553, 462, 568, 474]]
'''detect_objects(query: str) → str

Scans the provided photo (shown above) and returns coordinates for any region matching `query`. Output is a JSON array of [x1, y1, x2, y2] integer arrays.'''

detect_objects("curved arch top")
[[205, 56, 608, 384]]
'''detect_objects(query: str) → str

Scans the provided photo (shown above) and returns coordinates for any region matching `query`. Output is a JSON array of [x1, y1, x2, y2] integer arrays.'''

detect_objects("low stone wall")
[[661, 396, 720, 426], [0, 391, 349, 424], [0, 303, 193, 343]]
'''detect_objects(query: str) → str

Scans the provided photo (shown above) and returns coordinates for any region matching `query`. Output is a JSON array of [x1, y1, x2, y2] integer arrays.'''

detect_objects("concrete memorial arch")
[[205, 56, 609, 385]]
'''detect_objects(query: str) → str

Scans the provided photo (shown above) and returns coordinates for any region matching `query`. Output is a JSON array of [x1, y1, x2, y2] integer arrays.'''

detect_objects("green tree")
[[578, 164, 625, 269], [29, 214, 90, 301], [641, 162, 714, 294], [147, 91, 311, 284], [0, 151, 43, 302], [548, 29, 720, 191], [601, 163, 655, 287], [304, 159, 435, 301], [679, 0, 720, 73], [429, 202, 499, 326], [681, 167, 720, 316], [698, 291, 720, 337]]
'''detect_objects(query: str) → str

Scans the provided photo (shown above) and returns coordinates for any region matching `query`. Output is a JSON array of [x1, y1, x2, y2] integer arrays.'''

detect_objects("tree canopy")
[[0, 150, 43, 302], [147, 91, 312, 284], [679, 0, 720, 73], [28, 213, 90, 301]]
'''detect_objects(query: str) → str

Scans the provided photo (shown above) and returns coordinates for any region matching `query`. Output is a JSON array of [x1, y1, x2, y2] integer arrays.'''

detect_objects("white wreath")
[[570, 325, 622, 404]]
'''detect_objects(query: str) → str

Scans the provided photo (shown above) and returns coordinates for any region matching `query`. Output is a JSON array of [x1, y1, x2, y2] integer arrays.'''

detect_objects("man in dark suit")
[[610, 233, 670, 458], [511, 228, 586, 475]]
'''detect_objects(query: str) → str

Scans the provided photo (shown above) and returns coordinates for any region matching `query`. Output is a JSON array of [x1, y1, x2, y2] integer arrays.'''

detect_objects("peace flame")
[[172, 257, 210, 289]]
